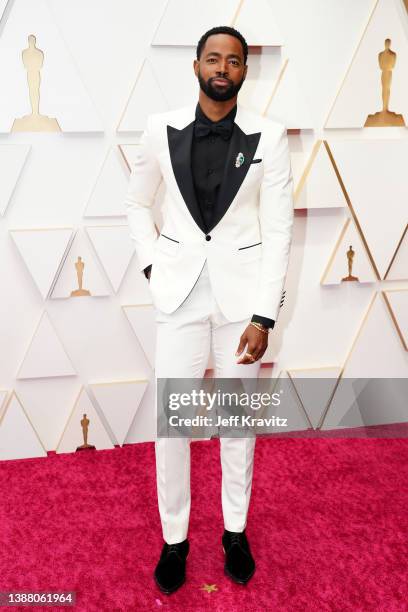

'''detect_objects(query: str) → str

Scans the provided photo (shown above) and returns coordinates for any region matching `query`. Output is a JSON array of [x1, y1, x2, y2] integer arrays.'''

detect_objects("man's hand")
[[235, 324, 268, 364]]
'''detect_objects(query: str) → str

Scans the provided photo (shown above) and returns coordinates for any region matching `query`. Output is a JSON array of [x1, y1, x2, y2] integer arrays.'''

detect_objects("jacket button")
[[205, 235, 211, 241]]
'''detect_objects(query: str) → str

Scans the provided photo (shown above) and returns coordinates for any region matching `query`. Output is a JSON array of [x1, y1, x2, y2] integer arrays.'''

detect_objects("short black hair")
[[196, 26, 248, 65]]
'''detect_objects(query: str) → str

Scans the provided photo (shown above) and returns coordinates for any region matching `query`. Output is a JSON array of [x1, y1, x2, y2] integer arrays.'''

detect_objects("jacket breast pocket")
[[242, 161, 263, 190], [237, 242, 262, 262], [155, 234, 180, 256]]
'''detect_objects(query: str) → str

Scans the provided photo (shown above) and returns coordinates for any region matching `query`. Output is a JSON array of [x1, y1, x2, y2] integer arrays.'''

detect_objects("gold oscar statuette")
[[365, 38, 405, 127], [342, 245, 359, 282], [70, 256, 91, 297], [11, 34, 61, 132], [76, 413, 96, 451]]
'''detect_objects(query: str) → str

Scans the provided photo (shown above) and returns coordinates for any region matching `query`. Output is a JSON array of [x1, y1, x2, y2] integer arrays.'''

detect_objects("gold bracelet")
[[250, 322, 269, 334]]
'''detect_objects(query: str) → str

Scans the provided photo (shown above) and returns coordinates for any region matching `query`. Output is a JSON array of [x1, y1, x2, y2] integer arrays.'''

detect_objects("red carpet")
[[1, 436, 408, 611]]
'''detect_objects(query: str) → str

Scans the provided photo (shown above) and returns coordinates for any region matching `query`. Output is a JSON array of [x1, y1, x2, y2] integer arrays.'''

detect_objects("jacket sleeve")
[[124, 115, 162, 273], [252, 123, 294, 322]]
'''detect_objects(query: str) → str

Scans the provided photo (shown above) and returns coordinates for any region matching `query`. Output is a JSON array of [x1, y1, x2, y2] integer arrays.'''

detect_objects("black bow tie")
[[194, 117, 234, 141]]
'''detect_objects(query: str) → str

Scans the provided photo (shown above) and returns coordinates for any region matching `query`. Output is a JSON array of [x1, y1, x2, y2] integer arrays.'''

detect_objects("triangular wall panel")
[[321, 218, 377, 285], [295, 141, 347, 209], [325, 0, 408, 128], [56, 386, 114, 454], [117, 59, 168, 132], [0, 144, 30, 216], [0, 392, 47, 460], [0, 0, 103, 132], [50, 230, 111, 298], [122, 304, 156, 369], [90, 379, 148, 445], [265, 59, 313, 129], [232, 0, 283, 46], [10, 227, 73, 299], [17, 380, 81, 451], [83, 147, 130, 218], [385, 225, 407, 280], [329, 139, 408, 278], [151, 0, 238, 46], [287, 367, 342, 429], [384, 289, 408, 351], [86, 225, 135, 293], [16, 311, 76, 380]]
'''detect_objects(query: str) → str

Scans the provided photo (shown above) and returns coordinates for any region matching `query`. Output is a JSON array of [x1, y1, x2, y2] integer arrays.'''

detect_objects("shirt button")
[[207, 169, 214, 175], [205, 235, 211, 241], [205, 200, 212, 207]]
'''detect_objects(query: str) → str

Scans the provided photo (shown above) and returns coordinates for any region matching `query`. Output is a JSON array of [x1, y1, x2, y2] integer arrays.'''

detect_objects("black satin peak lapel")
[[167, 122, 206, 233], [167, 119, 261, 234], [209, 124, 261, 231]]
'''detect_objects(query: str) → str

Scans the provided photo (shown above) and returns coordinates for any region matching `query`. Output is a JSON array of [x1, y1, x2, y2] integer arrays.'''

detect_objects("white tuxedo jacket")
[[124, 102, 294, 323]]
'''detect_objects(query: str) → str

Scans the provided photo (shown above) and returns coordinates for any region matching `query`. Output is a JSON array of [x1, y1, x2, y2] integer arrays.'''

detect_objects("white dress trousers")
[[154, 260, 261, 544]]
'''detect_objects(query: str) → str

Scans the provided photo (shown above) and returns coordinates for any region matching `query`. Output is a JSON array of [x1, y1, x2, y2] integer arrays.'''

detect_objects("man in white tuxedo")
[[124, 25, 294, 594]]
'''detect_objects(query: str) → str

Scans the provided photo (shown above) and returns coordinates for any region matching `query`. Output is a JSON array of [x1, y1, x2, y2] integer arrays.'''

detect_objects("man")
[[124, 25, 294, 594]]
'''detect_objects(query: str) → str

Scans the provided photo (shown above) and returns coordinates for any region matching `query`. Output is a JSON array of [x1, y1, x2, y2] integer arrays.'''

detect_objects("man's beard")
[[197, 70, 245, 102]]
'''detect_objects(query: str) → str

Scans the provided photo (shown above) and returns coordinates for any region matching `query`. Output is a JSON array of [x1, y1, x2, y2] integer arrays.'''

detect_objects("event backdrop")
[[0, 0, 407, 460]]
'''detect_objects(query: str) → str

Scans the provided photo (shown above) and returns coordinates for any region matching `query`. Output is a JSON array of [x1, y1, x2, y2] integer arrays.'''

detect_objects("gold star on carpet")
[[200, 583, 218, 593]]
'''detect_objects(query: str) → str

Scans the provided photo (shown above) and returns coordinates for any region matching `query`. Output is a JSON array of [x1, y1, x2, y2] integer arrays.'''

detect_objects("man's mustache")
[[210, 77, 233, 85]]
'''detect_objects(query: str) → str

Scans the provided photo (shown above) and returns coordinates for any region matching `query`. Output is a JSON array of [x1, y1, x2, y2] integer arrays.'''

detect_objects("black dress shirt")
[[144, 102, 275, 330]]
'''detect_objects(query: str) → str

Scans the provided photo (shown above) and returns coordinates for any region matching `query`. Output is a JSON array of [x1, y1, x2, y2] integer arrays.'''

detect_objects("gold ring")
[[245, 352, 255, 361]]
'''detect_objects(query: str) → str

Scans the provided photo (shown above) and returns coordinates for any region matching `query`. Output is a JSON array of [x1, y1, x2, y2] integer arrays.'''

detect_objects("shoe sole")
[[222, 545, 255, 585], [154, 550, 189, 595]]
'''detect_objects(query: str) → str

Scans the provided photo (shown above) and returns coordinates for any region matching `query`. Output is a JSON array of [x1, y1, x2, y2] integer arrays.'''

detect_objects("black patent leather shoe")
[[222, 529, 255, 584], [154, 539, 189, 594]]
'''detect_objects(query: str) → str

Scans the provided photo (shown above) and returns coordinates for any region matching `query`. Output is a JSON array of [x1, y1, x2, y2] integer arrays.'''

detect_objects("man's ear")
[[193, 59, 199, 77]]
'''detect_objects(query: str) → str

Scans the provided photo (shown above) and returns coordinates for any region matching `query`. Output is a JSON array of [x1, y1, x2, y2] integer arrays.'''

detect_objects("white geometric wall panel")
[[123, 371, 158, 444], [17, 379, 81, 451], [0, 0, 8, 23], [0, 0, 103, 132], [0, 390, 9, 418], [10, 227, 73, 299], [294, 141, 347, 210], [233, 0, 283, 46], [287, 367, 343, 429], [56, 386, 114, 454], [325, 0, 408, 128], [152, 0, 283, 47], [86, 225, 135, 293], [51, 230, 111, 298], [385, 225, 407, 280], [329, 139, 408, 279], [90, 379, 148, 446], [384, 289, 408, 351], [117, 59, 168, 132], [148, 46, 207, 111], [342, 292, 408, 378], [321, 218, 377, 285], [0, 144, 31, 216], [83, 147, 130, 218], [122, 304, 156, 370], [266, 209, 377, 369], [237, 49, 283, 117], [265, 59, 314, 129], [152, 0, 236, 46], [16, 311, 76, 380], [260, 370, 311, 433], [321, 293, 408, 429], [0, 392, 47, 460]]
